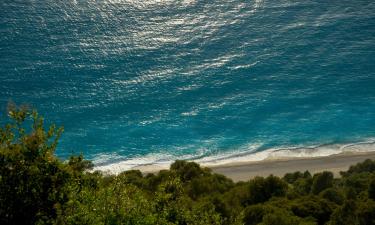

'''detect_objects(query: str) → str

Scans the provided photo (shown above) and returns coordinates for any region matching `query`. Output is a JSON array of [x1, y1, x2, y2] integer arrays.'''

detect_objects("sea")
[[1, 0, 375, 172]]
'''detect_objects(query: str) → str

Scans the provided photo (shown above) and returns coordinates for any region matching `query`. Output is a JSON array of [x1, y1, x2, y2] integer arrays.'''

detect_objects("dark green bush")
[[247, 175, 288, 205], [284, 171, 305, 184], [319, 188, 344, 205], [357, 199, 375, 225], [291, 196, 335, 225], [369, 176, 375, 200], [341, 159, 375, 177], [311, 171, 334, 194], [0, 106, 89, 224], [243, 204, 267, 225], [328, 200, 358, 225]]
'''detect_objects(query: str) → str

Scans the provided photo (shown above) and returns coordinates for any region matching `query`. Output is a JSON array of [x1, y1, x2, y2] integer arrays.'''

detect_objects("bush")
[[246, 175, 288, 205], [368, 176, 375, 200], [243, 204, 267, 225], [311, 171, 334, 194], [319, 188, 344, 205], [170, 160, 208, 182], [341, 159, 375, 177], [118, 169, 144, 187], [0, 106, 89, 224], [260, 209, 311, 225], [343, 172, 371, 195], [291, 196, 334, 225], [328, 200, 358, 225], [293, 177, 313, 195], [357, 199, 375, 225], [244, 204, 315, 225], [187, 173, 234, 199], [283, 171, 311, 184]]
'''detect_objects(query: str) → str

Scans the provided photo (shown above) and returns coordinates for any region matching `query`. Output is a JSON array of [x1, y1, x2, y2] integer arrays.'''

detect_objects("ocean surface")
[[1, 0, 375, 171]]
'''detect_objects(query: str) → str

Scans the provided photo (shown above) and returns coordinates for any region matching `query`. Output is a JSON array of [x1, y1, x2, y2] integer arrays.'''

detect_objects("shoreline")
[[210, 151, 375, 181], [95, 140, 375, 175], [130, 151, 375, 182]]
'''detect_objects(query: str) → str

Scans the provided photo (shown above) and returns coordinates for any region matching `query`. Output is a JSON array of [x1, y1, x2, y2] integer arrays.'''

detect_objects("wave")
[[94, 139, 375, 174]]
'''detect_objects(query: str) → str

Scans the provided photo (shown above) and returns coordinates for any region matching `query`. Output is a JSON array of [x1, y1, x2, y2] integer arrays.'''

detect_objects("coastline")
[[210, 151, 375, 182], [129, 151, 375, 182], [96, 140, 375, 178]]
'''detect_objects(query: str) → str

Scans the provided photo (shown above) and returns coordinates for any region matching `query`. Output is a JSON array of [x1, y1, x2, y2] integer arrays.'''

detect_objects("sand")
[[126, 151, 375, 182], [210, 151, 375, 182]]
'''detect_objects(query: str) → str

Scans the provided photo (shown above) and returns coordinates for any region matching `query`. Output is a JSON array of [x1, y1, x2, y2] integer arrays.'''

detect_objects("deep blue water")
[[1, 0, 375, 169]]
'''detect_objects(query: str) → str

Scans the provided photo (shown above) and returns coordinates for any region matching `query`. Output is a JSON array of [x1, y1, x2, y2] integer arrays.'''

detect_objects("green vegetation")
[[1, 106, 375, 225]]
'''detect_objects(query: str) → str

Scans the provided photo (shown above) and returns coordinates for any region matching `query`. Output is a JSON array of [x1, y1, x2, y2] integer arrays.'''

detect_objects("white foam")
[[181, 109, 199, 116], [93, 139, 375, 174], [94, 152, 173, 174]]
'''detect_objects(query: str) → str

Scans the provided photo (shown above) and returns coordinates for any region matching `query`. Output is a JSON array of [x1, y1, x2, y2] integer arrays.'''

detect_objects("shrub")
[[293, 177, 313, 195], [341, 159, 375, 177], [170, 160, 208, 182], [243, 204, 267, 225], [0, 105, 89, 224], [247, 175, 288, 205], [357, 199, 375, 225], [283, 171, 306, 184], [291, 196, 335, 225], [319, 188, 344, 205], [311, 171, 334, 194], [328, 200, 358, 225], [368, 176, 375, 200]]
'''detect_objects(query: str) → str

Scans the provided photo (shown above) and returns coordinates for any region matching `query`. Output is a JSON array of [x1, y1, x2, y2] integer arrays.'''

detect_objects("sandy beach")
[[130, 151, 375, 182], [100, 141, 375, 178], [210, 151, 375, 182]]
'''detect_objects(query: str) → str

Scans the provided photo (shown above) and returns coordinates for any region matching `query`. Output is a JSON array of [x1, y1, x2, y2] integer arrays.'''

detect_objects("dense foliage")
[[1, 106, 375, 225]]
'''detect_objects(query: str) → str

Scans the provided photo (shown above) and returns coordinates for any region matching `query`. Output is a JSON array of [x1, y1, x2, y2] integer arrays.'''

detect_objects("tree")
[[357, 199, 375, 225], [341, 159, 375, 177], [243, 204, 267, 225], [328, 200, 358, 225], [170, 160, 208, 182], [260, 209, 312, 225], [187, 173, 234, 199], [311, 171, 333, 194], [247, 175, 288, 205], [319, 188, 344, 205], [293, 177, 313, 195], [368, 176, 375, 200], [243, 204, 316, 225], [343, 173, 371, 195], [291, 196, 334, 225], [0, 105, 90, 224], [283, 171, 305, 184]]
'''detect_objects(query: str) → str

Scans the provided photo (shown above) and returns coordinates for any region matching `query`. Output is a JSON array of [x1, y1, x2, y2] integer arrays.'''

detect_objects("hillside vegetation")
[[1, 106, 375, 225]]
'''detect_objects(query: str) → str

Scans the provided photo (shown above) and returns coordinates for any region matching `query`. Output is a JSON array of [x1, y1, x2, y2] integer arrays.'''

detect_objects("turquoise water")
[[1, 0, 375, 170]]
